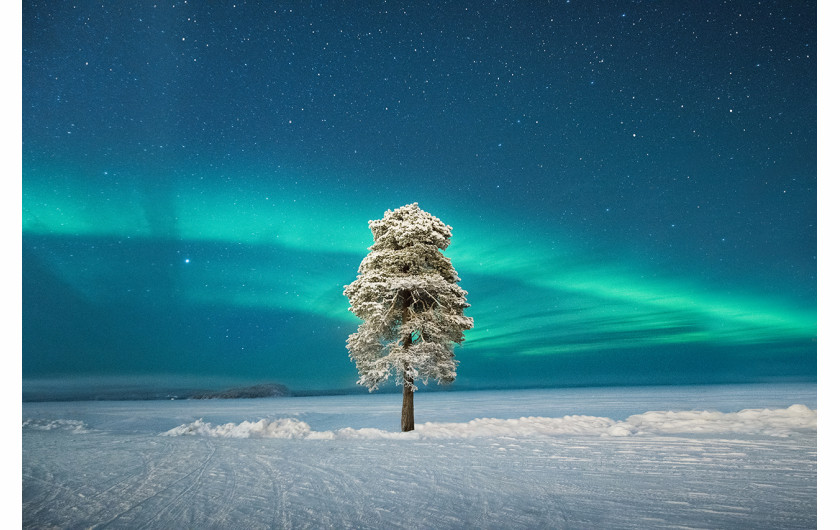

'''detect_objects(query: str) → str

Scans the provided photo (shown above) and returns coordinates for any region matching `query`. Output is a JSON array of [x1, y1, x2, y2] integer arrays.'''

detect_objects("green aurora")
[[23, 166, 815, 391]]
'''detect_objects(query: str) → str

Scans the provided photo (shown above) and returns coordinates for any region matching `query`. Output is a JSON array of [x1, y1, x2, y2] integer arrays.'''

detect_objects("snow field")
[[23, 427, 816, 529], [22, 385, 817, 528]]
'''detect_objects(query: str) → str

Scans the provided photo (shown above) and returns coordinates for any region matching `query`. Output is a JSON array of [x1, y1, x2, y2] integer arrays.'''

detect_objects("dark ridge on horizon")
[[22, 383, 292, 403], [190, 383, 290, 399], [21, 376, 816, 403]]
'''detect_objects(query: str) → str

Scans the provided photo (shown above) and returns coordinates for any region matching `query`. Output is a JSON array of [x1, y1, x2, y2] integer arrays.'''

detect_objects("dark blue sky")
[[22, 1, 816, 395]]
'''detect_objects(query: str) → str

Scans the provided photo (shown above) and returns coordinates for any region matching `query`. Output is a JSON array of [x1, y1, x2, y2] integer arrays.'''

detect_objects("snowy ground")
[[22, 384, 816, 529]]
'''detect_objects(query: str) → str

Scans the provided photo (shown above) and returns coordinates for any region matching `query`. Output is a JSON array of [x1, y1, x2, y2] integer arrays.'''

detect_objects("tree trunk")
[[400, 294, 415, 432], [401, 373, 414, 432]]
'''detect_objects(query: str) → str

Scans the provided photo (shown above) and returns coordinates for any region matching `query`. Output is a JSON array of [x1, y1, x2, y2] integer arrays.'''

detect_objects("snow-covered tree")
[[344, 203, 473, 431]]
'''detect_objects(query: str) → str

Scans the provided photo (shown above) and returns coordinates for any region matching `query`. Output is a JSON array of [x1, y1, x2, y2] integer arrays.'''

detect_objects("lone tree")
[[344, 203, 473, 432]]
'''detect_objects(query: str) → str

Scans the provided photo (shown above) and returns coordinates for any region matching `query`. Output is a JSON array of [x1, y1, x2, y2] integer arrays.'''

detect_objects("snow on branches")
[[344, 204, 473, 391]]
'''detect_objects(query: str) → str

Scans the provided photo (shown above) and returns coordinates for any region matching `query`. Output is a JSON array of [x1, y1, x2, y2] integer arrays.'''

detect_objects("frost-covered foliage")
[[344, 203, 473, 391]]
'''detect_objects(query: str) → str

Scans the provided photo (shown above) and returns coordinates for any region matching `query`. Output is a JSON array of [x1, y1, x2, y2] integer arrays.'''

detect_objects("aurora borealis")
[[22, 1, 816, 396]]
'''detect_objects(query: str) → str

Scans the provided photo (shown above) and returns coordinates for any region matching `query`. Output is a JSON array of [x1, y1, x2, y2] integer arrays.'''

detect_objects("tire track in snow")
[[215, 455, 239, 527], [253, 452, 287, 529], [136, 439, 217, 528], [318, 446, 385, 528], [85, 438, 216, 529], [82, 450, 159, 524], [86, 439, 177, 514], [22, 471, 80, 521]]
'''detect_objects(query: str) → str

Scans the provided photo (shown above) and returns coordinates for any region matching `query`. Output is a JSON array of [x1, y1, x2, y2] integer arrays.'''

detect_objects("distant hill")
[[190, 383, 290, 399]]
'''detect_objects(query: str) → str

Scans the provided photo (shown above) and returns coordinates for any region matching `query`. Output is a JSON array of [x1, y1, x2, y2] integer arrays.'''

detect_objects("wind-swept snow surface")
[[23, 385, 816, 528]]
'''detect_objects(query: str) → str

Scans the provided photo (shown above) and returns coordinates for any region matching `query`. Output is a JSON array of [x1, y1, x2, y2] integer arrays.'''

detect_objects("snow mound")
[[160, 404, 815, 439], [414, 414, 618, 439], [22, 419, 91, 434], [161, 418, 333, 439], [615, 404, 817, 436]]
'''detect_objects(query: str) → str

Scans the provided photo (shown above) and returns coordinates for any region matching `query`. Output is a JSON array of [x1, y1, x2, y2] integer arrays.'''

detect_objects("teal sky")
[[23, 1, 816, 396]]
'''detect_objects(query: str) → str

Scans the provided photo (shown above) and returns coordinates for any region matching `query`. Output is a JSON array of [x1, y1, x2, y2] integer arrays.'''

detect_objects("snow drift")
[[22, 418, 90, 434], [160, 417, 334, 439], [160, 404, 815, 440]]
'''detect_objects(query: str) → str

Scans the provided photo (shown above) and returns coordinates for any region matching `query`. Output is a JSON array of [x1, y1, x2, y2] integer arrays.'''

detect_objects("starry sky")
[[22, 1, 817, 397]]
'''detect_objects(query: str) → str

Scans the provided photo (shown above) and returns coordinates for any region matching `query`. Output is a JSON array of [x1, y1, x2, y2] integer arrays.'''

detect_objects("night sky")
[[22, 1, 816, 396]]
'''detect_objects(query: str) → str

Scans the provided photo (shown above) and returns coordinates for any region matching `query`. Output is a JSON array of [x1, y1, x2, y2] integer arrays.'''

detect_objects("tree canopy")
[[344, 203, 473, 393]]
